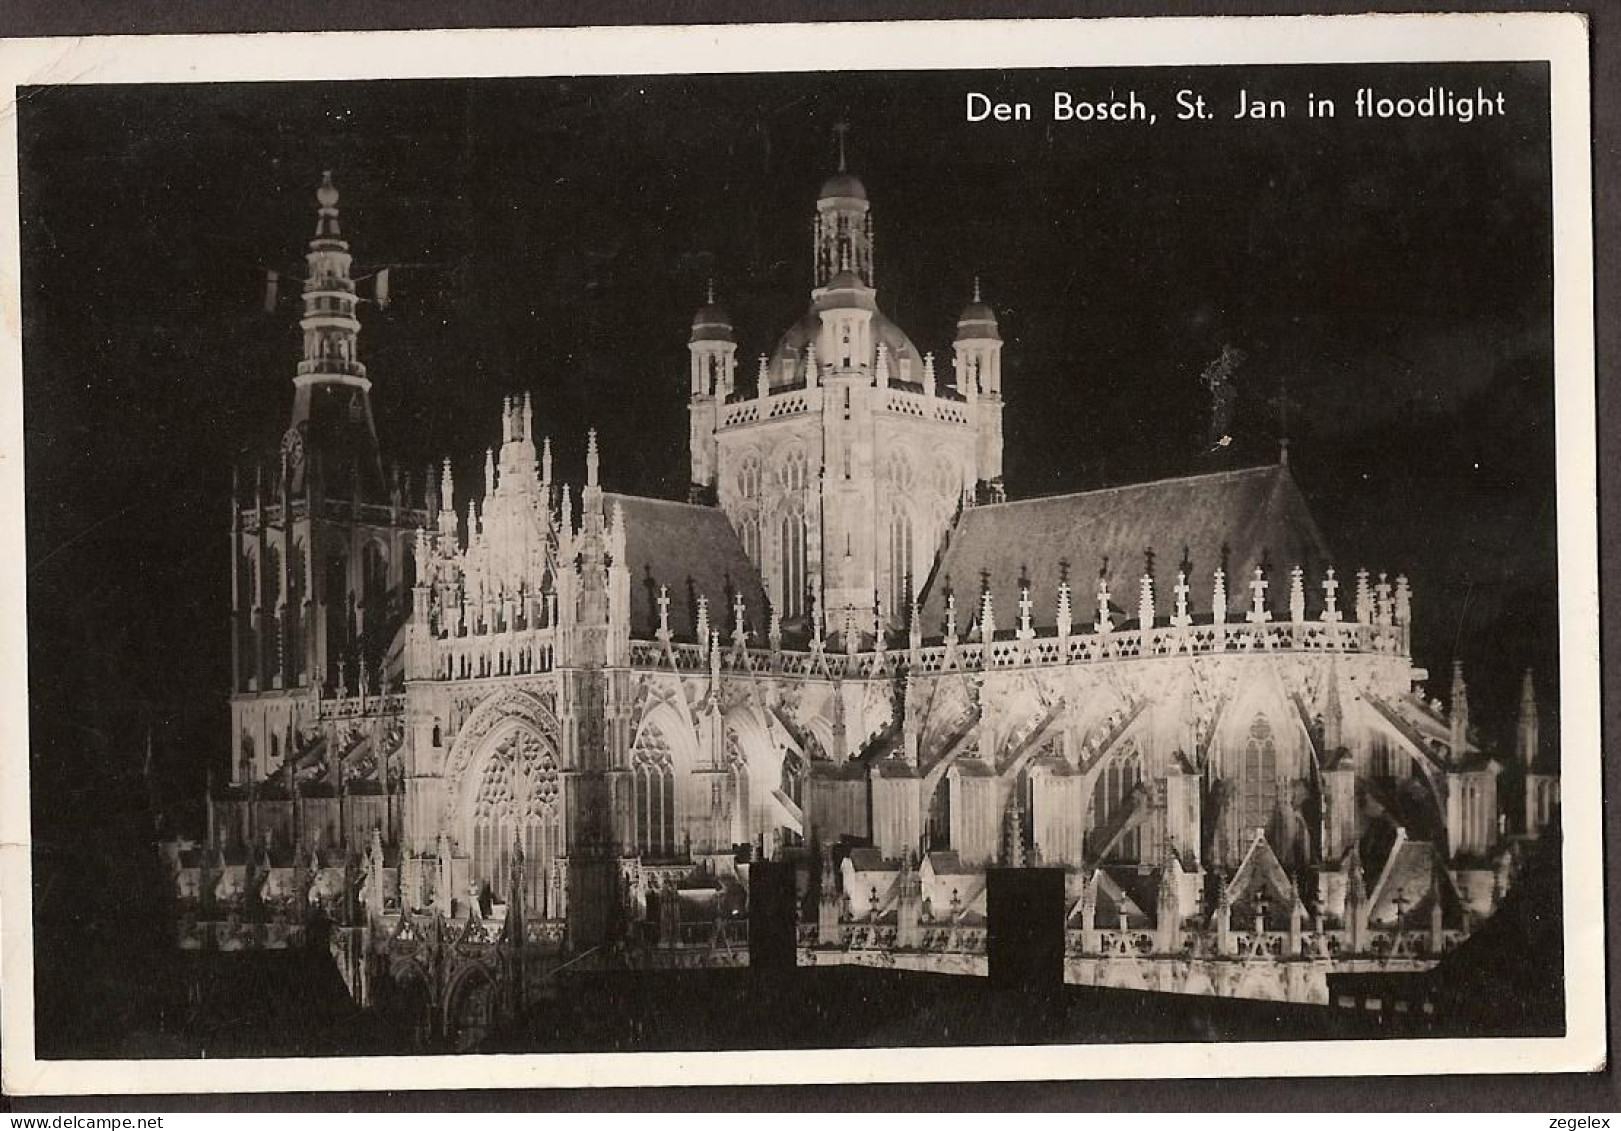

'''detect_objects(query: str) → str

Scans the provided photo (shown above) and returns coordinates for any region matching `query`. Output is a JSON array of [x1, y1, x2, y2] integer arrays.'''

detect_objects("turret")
[[814, 124, 873, 289], [954, 278, 1004, 492], [687, 282, 734, 501]]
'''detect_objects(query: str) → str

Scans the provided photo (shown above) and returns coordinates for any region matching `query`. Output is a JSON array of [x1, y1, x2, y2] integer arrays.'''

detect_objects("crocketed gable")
[[917, 462, 1331, 640]]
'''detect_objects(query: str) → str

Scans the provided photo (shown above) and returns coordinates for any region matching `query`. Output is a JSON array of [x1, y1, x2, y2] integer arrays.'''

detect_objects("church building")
[[163, 154, 1557, 1036]]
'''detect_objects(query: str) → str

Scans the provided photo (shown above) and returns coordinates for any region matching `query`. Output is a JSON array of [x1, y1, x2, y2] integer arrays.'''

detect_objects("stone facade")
[[163, 163, 1558, 1040]]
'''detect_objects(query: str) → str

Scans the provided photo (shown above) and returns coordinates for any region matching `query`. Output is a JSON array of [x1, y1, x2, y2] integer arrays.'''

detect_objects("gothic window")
[[401, 544, 417, 592], [934, 455, 959, 508], [262, 545, 283, 681], [1238, 714, 1281, 837], [887, 448, 916, 493], [1369, 735, 1396, 778], [887, 508, 914, 616], [1087, 742, 1144, 862], [324, 550, 351, 690], [362, 541, 389, 608], [736, 453, 763, 503], [631, 726, 677, 859], [739, 515, 761, 569], [777, 446, 808, 495], [471, 731, 562, 917], [779, 748, 804, 808], [780, 512, 807, 619], [238, 552, 258, 686]]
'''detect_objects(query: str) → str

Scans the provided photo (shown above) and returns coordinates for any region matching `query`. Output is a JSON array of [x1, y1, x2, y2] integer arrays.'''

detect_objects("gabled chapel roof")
[[918, 461, 1331, 639], [607, 493, 769, 642]]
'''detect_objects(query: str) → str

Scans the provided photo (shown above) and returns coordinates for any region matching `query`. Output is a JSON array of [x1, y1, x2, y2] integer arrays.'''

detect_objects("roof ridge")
[[972, 461, 1284, 511], [605, 491, 715, 511]]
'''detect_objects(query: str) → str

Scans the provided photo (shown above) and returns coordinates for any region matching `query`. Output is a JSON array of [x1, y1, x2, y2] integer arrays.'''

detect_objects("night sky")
[[18, 63, 1556, 1052]]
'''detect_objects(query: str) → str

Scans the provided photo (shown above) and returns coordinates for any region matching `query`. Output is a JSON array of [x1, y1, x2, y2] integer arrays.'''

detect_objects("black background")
[[4, 0, 1615, 1112]]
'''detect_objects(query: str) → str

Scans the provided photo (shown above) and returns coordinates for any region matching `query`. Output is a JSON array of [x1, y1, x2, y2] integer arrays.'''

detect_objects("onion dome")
[[689, 280, 735, 344], [955, 277, 1000, 342]]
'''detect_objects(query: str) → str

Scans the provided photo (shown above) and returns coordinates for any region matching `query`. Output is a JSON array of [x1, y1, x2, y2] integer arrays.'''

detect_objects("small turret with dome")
[[954, 276, 1005, 497], [687, 280, 738, 496], [955, 277, 1001, 344], [689, 279, 735, 346]]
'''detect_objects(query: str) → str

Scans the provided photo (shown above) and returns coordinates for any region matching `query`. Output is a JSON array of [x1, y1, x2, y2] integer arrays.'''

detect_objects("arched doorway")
[[445, 965, 497, 1051]]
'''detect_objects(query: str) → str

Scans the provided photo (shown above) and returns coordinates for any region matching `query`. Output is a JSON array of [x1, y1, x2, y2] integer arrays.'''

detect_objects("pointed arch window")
[[1239, 714, 1280, 837], [631, 726, 677, 859], [887, 508, 914, 618], [739, 514, 762, 570], [470, 732, 562, 918], [777, 446, 808, 495], [1087, 742, 1144, 862], [780, 511, 807, 619], [736, 453, 763, 504]]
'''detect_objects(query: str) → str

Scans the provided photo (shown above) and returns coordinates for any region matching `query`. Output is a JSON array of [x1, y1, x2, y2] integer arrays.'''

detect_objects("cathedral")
[[163, 156, 1560, 1040]]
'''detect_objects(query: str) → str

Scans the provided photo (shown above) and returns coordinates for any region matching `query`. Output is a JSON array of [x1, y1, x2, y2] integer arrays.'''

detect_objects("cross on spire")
[[656, 585, 671, 641], [1247, 566, 1271, 625], [1173, 570, 1191, 627], [1321, 566, 1341, 623]]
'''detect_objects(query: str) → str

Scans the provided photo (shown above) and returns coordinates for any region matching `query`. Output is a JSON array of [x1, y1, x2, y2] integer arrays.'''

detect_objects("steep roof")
[[607, 494, 769, 642], [918, 462, 1331, 639], [1368, 836, 1465, 927]]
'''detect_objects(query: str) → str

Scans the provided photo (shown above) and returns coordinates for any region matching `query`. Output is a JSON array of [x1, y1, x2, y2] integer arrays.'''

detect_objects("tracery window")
[[934, 455, 960, 509], [777, 446, 808, 495], [780, 511, 807, 619], [631, 726, 677, 858], [887, 507, 914, 617], [779, 748, 804, 809], [362, 541, 389, 609], [470, 731, 562, 916], [736, 452, 763, 503], [1087, 742, 1143, 861], [1238, 714, 1281, 837]]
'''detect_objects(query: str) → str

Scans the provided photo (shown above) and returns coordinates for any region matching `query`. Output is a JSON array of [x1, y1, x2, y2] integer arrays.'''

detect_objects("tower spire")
[[298, 172, 365, 387], [288, 172, 384, 500], [834, 120, 849, 173]]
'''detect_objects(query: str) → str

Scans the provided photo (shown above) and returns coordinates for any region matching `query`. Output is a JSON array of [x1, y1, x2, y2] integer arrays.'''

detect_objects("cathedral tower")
[[696, 147, 1004, 643], [229, 174, 428, 796]]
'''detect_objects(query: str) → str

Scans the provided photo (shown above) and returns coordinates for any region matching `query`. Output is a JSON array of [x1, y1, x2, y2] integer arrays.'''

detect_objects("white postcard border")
[[0, 13, 1601, 1096]]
